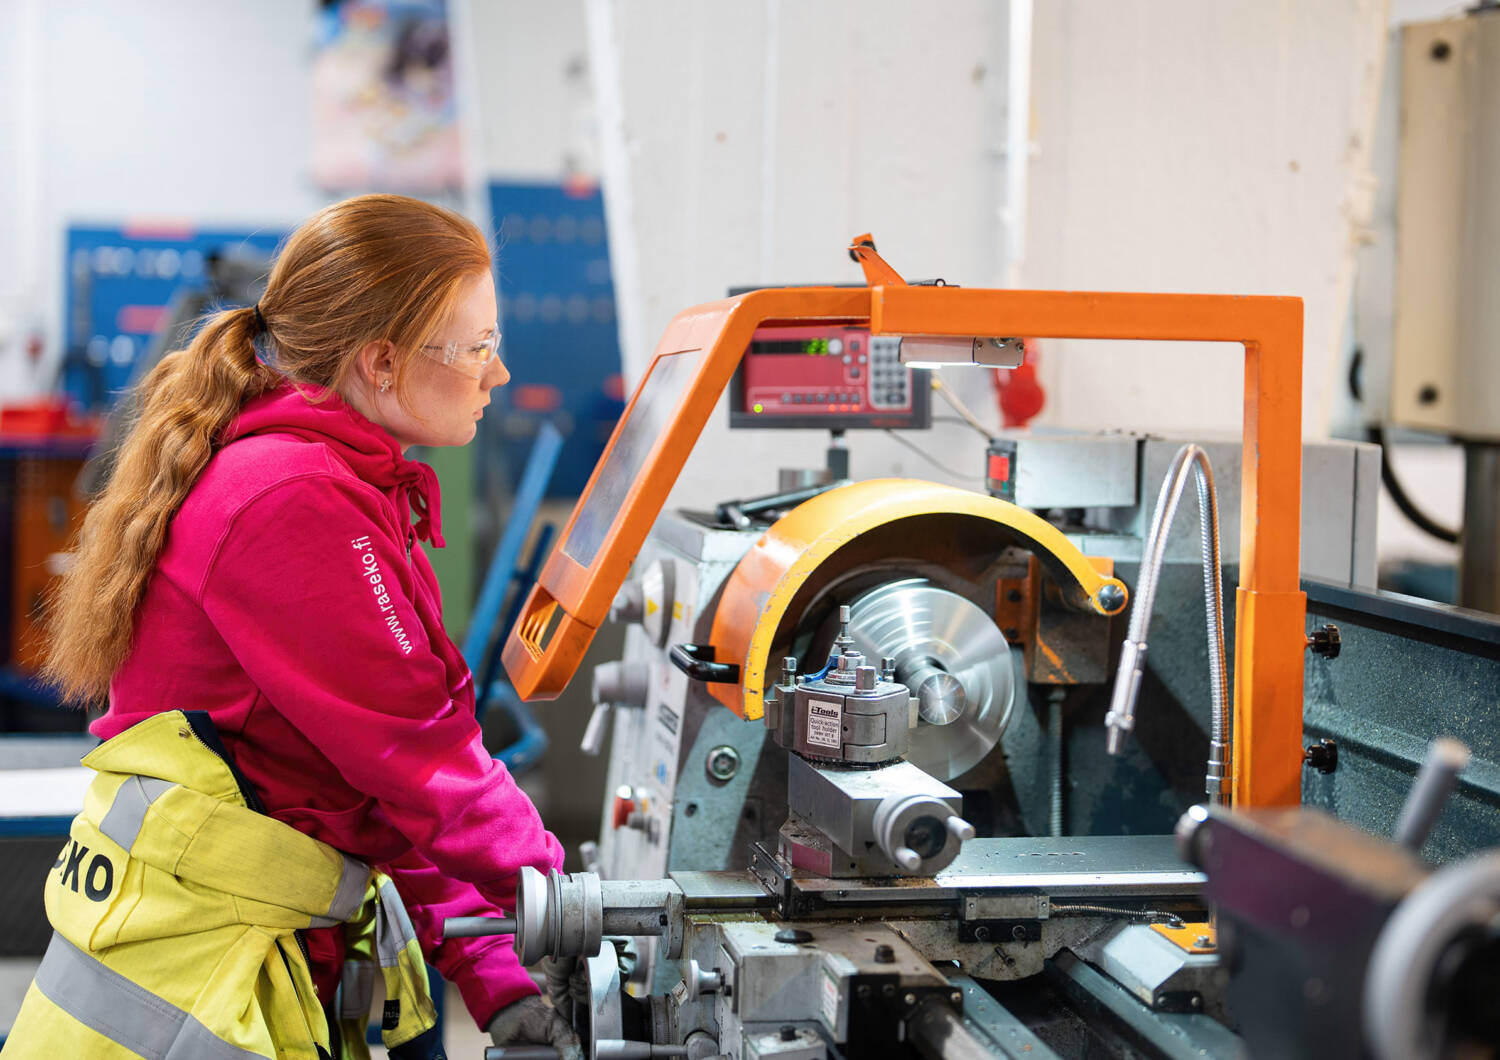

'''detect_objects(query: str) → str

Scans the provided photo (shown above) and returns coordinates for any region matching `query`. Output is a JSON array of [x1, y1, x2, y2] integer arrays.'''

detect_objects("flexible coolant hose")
[[1104, 444, 1231, 805]]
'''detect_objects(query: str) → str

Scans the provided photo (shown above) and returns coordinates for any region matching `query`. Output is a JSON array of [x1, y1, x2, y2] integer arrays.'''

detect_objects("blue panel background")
[[485, 181, 624, 498], [60, 226, 283, 410]]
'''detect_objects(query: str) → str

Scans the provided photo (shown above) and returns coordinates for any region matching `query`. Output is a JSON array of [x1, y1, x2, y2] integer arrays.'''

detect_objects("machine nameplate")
[[964, 894, 1051, 920], [805, 698, 843, 750]]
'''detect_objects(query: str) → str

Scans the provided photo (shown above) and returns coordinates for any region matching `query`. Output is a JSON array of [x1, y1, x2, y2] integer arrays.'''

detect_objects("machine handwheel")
[[1363, 851, 1500, 1059]]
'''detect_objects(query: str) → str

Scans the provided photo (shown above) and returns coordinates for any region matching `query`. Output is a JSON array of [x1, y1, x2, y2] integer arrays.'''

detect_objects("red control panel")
[[728, 325, 931, 430]]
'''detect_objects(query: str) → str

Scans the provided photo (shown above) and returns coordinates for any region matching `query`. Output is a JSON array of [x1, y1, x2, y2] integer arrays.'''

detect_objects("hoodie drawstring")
[[397, 462, 445, 550]]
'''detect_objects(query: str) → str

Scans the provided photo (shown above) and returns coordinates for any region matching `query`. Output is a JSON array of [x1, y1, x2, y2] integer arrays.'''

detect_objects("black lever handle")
[[668, 643, 740, 685]]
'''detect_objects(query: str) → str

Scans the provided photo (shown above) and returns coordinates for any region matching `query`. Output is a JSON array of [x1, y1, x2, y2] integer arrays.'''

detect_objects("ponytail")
[[43, 306, 279, 703]]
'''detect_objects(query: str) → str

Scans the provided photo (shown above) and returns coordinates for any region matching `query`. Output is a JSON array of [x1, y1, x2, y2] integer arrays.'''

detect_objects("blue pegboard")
[[485, 181, 625, 498], [60, 225, 283, 410]]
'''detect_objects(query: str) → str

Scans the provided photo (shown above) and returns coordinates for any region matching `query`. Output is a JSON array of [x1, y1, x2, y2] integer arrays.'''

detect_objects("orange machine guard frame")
[[502, 240, 1305, 809]]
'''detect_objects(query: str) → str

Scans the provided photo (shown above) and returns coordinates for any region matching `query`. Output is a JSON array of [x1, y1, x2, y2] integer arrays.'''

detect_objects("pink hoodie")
[[95, 382, 564, 1026]]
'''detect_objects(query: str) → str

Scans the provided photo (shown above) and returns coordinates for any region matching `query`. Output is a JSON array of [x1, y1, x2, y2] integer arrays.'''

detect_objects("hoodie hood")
[[224, 382, 445, 547]]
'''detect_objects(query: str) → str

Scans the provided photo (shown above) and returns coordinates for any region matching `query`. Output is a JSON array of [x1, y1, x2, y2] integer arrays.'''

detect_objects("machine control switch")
[[612, 786, 647, 830]]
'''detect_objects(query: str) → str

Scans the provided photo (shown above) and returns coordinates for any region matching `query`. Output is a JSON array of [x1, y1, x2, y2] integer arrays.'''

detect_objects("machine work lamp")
[[896, 336, 1027, 368]]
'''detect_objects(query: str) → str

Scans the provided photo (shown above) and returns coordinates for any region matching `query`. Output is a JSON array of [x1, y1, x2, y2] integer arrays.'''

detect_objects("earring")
[[379, 378, 392, 394]]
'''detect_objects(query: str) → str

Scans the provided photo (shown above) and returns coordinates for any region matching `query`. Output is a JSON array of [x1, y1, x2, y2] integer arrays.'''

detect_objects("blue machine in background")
[[484, 181, 625, 499], [61, 225, 284, 409]]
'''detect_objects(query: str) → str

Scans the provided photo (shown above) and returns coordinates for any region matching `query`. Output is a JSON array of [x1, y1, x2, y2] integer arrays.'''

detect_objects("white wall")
[[587, 0, 1023, 507], [587, 0, 1402, 515], [0, 0, 43, 393], [0, 0, 330, 399], [1023, 0, 1389, 441], [0, 0, 591, 402], [466, 0, 595, 182]]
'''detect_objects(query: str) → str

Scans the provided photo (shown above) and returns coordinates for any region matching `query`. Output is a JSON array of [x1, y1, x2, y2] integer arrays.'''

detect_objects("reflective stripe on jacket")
[[4, 710, 440, 1059]]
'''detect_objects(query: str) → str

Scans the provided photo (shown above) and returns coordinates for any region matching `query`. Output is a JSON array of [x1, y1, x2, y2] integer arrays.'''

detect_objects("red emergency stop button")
[[612, 786, 638, 830]]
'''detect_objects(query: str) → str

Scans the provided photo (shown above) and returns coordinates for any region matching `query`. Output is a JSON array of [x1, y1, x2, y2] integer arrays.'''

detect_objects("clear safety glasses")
[[419, 324, 503, 379]]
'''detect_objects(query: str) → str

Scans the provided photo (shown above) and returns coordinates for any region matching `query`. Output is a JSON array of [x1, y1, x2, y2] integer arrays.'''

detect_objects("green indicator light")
[[753, 402, 764, 413]]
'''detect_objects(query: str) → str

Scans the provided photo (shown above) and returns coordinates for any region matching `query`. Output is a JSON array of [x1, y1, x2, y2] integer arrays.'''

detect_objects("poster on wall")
[[311, 0, 463, 191]]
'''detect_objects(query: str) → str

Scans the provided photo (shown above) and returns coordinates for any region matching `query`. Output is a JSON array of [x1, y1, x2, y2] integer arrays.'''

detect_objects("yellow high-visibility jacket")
[[4, 710, 439, 1060]]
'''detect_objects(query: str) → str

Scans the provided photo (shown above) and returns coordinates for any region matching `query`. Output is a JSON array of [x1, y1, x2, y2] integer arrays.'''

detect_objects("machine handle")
[[667, 643, 741, 685], [1393, 737, 1471, 854], [580, 701, 611, 756], [713, 480, 846, 525], [443, 916, 517, 939]]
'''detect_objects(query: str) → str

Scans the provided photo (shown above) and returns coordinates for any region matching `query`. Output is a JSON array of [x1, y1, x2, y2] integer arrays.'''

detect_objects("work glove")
[[540, 954, 583, 1023], [486, 994, 582, 1060]]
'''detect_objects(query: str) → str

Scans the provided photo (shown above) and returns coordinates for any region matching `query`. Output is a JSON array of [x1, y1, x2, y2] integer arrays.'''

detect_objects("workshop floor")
[[0, 957, 492, 1056]]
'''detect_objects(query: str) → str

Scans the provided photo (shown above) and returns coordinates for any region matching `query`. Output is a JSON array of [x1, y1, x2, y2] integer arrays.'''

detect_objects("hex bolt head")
[[1195, 935, 1214, 948], [950, 991, 963, 1006], [874, 943, 895, 963], [903, 993, 918, 1007]]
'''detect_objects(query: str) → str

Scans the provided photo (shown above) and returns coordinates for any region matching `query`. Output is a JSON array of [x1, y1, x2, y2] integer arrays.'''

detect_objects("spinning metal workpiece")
[[846, 578, 1015, 780]]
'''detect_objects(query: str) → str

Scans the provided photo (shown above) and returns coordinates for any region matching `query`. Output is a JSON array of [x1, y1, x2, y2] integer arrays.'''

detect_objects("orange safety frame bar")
[[502, 238, 1306, 808]]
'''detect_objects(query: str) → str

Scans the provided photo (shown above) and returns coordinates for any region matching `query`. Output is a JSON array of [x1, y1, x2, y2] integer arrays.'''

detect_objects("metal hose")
[[1104, 444, 1231, 805]]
